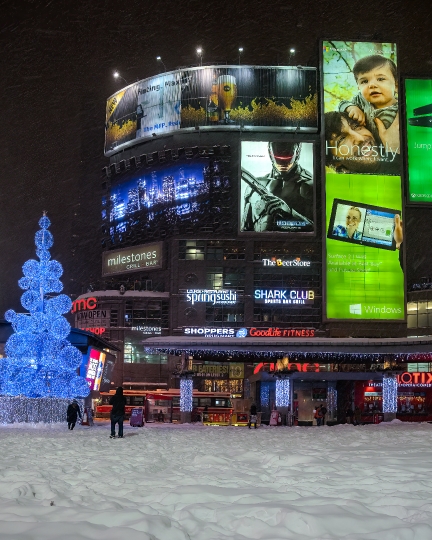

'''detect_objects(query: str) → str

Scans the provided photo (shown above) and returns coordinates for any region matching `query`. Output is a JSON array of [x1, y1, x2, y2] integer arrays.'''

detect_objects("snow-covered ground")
[[1, 421, 432, 540]]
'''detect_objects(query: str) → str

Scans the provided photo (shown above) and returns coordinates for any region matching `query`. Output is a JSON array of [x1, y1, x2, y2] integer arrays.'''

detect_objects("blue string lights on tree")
[[1, 214, 89, 400]]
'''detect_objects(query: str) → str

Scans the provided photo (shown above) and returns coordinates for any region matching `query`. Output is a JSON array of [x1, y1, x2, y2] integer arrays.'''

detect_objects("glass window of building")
[[206, 304, 244, 324], [206, 267, 245, 290], [179, 240, 206, 260], [179, 240, 245, 260]]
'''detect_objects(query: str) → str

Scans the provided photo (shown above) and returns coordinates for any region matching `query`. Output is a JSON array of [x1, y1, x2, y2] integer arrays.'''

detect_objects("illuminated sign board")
[[322, 40, 404, 321], [75, 309, 110, 330], [186, 289, 237, 305], [102, 242, 163, 276], [183, 327, 315, 338], [405, 78, 432, 203], [397, 372, 432, 386], [262, 257, 311, 267], [105, 66, 317, 155], [240, 140, 315, 234], [105, 151, 233, 242], [71, 297, 97, 313], [184, 327, 237, 337], [254, 362, 320, 374], [254, 289, 314, 305], [131, 326, 162, 335], [192, 363, 244, 379], [85, 349, 106, 391], [249, 327, 315, 337]]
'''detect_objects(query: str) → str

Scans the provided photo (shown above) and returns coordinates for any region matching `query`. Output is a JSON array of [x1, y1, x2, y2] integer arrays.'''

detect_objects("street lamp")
[[156, 56, 167, 73], [289, 48, 296, 65], [196, 47, 203, 66], [113, 71, 128, 84], [238, 47, 244, 65]]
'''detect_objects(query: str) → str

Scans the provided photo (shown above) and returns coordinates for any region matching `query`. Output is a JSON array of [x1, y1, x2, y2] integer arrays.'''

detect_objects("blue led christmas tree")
[[2, 214, 90, 399]]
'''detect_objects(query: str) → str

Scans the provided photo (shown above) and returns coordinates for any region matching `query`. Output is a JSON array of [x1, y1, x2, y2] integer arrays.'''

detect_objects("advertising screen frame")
[[104, 65, 318, 156], [238, 137, 317, 237], [404, 76, 432, 205], [320, 39, 406, 323]]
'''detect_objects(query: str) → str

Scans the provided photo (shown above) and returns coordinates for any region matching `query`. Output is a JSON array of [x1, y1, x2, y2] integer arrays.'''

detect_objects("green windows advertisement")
[[322, 41, 404, 320], [405, 78, 432, 203]]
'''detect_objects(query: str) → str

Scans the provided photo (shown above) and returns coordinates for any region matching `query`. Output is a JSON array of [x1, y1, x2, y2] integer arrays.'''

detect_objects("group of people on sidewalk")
[[313, 404, 328, 426], [66, 386, 127, 438]]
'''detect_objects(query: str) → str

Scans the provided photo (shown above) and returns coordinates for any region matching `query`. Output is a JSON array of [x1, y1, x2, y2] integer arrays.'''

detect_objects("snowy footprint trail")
[[1, 421, 432, 539]]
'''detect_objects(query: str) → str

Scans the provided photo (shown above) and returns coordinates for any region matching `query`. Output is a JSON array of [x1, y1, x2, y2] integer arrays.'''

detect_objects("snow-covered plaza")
[[1, 421, 432, 540]]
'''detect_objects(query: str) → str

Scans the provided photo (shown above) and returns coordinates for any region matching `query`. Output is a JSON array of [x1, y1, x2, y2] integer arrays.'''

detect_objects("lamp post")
[[196, 47, 203, 66], [238, 47, 244, 65], [156, 56, 167, 73], [113, 71, 128, 84], [289, 48, 295, 66]]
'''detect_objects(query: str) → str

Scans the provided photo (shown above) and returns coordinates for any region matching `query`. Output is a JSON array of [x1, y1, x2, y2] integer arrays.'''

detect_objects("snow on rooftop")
[[0, 420, 432, 539]]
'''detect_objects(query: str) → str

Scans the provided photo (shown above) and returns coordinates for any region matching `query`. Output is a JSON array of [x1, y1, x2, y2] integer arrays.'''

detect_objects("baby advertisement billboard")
[[322, 40, 404, 320], [104, 66, 317, 155], [405, 78, 432, 203]]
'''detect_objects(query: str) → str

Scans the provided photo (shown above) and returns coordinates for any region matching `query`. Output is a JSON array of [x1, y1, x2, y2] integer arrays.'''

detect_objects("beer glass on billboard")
[[217, 75, 237, 123]]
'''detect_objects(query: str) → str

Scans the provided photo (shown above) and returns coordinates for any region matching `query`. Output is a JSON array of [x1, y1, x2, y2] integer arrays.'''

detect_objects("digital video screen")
[[328, 199, 398, 250], [105, 154, 232, 241]]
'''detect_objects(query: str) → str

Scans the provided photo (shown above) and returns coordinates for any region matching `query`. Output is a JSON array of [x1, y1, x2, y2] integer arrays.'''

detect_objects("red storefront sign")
[[254, 362, 320, 375], [249, 327, 315, 337], [397, 372, 432, 386]]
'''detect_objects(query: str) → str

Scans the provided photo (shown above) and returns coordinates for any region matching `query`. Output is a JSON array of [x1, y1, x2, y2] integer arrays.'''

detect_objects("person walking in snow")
[[249, 403, 258, 429], [67, 400, 82, 430], [109, 386, 127, 438]]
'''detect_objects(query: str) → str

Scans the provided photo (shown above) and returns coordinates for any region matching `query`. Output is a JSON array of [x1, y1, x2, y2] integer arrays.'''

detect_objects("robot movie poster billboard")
[[240, 141, 315, 234], [322, 40, 404, 321], [105, 66, 317, 155]]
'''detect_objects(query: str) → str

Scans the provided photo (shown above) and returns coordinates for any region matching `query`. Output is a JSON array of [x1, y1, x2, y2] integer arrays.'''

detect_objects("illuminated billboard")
[[322, 40, 404, 320], [105, 148, 232, 241], [81, 348, 116, 392], [405, 78, 432, 203], [240, 140, 315, 234], [105, 66, 318, 155], [102, 242, 163, 276]]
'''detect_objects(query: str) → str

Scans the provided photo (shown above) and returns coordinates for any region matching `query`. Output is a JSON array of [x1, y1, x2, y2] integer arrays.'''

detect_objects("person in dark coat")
[[109, 386, 127, 438], [249, 403, 258, 429], [67, 400, 82, 430]]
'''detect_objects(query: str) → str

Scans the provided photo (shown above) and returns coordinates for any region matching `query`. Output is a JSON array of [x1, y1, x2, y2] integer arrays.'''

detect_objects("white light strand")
[[382, 374, 398, 413], [275, 378, 290, 408], [327, 386, 337, 414], [0, 397, 83, 424], [180, 378, 193, 412]]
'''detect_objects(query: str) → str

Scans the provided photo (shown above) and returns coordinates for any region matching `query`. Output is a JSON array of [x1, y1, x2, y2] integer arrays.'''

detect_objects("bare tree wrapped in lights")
[[1, 214, 89, 406]]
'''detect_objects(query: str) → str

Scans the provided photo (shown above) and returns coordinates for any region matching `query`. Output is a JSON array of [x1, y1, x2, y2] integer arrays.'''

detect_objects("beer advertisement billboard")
[[322, 40, 404, 320], [405, 78, 432, 203], [240, 140, 314, 234], [105, 66, 317, 155]]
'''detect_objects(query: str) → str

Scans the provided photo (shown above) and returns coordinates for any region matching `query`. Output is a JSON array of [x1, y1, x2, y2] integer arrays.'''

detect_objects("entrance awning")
[[144, 336, 432, 357]]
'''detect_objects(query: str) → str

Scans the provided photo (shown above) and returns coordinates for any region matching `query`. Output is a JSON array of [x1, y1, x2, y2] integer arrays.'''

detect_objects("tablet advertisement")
[[322, 40, 404, 320], [405, 78, 432, 203]]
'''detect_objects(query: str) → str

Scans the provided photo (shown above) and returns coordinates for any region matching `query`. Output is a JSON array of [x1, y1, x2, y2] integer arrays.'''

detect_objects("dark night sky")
[[1, 0, 432, 315]]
